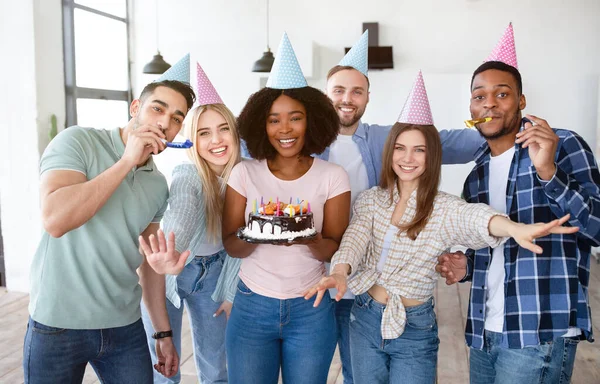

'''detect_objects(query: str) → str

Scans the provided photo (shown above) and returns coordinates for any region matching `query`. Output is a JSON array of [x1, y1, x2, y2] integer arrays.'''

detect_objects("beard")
[[476, 111, 521, 140], [335, 102, 366, 128]]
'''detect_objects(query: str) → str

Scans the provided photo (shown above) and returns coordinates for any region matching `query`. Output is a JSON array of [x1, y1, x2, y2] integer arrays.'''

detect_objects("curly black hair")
[[237, 87, 340, 160]]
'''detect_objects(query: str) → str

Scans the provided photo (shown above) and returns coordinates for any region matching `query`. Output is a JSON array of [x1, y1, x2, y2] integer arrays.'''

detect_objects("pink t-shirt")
[[227, 157, 350, 299]]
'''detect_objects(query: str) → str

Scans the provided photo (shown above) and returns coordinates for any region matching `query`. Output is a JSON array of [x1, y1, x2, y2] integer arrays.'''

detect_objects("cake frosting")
[[242, 201, 316, 241]]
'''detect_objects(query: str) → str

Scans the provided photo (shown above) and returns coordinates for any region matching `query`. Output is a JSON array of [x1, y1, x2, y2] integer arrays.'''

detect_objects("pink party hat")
[[397, 71, 434, 125], [485, 23, 518, 69], [195, 62, 223, 105]]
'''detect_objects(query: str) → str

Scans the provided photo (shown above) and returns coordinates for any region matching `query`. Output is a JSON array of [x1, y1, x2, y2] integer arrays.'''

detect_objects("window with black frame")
[[63, 0, 131, 129]]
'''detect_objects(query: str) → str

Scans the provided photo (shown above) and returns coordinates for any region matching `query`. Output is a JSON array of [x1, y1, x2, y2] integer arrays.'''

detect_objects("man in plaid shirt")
[[437, 61, 600, 383]]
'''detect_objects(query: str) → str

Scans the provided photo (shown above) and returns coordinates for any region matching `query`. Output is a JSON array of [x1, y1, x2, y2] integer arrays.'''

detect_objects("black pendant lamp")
[[252, 0, 274, 72], [143, 53, 171, 74], [143, 0, 171, 74]]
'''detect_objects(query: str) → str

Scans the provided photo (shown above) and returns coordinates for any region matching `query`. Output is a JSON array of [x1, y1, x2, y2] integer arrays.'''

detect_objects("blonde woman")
[[140, 103, 240, 383]]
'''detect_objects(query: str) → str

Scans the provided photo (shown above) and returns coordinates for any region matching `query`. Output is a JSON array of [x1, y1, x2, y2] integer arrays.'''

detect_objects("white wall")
[[0, 0, 65, 292], [132, 0, 600, 195], [1, 0, 599, 292]]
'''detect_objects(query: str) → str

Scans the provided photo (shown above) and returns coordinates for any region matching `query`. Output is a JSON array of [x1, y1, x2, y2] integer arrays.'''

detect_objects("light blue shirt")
[[163, 164, 239, 307]]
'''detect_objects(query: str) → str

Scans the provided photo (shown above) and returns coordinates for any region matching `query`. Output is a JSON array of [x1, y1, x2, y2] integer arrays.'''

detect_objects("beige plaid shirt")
[[331, 186, 506, 339]]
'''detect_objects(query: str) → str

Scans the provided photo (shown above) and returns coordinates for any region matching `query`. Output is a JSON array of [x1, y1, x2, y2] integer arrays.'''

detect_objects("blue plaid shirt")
[[461, 121, 600, 349]]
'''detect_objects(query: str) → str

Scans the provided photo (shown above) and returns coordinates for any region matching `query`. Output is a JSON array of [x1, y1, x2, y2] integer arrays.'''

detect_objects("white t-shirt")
[[326, 134, 370, 299], [485, 147, 514, 332], [485, 147, 580, 337]]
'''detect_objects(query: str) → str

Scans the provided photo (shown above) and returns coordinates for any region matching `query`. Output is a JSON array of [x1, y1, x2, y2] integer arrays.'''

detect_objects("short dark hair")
[[139, 80, 196, 111], [471, 61, 522, 95], [326, 65, 370, 89], [237, 87, 340, 160]]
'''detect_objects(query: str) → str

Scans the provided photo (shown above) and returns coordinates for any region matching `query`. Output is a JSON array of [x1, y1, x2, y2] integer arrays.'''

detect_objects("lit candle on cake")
[[307, 202, 311, 213], [276, 197, 279, 216]]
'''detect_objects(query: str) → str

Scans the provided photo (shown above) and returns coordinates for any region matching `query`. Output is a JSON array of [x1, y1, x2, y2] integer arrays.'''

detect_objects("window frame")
[[62, 0, 132, 127]]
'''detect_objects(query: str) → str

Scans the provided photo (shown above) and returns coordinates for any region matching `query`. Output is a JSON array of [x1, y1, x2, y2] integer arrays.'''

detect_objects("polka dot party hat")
[[156, 53, 190, 83], [338, 30, 369, 77], [266, 32, 308, 89], [485, 23, 518, 69], [397, 70, 434, 125], [195, 62, 223, 106]]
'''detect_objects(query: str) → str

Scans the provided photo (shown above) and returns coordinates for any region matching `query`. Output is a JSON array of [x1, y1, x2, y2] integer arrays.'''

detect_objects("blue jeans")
[[334, 298, 354, 384], [226, 279, 337, 384], [141, 251, 227, 383], [349, 293, 439, 384], [23, 317, 152, 384], [470, 330, 580, 384]]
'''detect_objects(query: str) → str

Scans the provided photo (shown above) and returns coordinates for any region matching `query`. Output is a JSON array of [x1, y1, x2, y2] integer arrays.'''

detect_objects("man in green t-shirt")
[[23, 80, 196, 384]]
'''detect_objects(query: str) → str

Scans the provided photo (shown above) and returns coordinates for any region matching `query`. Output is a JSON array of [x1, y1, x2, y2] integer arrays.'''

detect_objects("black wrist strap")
[[152, 330, 173, 339]]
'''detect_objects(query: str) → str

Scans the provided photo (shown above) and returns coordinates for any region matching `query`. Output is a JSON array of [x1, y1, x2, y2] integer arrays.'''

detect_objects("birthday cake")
[[241, 199, 316, 241]]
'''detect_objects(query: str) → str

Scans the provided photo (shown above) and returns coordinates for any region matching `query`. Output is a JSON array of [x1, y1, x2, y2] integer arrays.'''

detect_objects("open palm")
[[512, 214, 578, 254], [139, 229, 190, 275]]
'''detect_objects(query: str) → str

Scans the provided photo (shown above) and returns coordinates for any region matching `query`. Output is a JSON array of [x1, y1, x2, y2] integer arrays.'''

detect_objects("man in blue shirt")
[[437, 61, 599, 383], [319, 64, 485, 384]]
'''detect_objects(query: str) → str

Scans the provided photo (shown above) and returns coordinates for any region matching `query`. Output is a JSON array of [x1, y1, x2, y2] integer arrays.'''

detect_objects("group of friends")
[[22, 24, 599, 384]]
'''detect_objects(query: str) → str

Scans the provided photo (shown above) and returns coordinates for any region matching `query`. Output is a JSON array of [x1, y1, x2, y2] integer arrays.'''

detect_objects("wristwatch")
[[152, 330, 173, 339]]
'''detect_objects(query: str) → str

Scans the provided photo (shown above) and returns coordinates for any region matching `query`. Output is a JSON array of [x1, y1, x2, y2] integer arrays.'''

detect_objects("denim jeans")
[[349, 293, 439, 384], [141, 251, 227, 384], [23, 317, 152, 384], [226, 279, 337, 384], [470, 330, 580, 384], [333, 298, 354, 384]]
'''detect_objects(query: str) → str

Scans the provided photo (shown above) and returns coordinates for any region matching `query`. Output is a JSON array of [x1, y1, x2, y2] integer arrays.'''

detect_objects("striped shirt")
[[163, 164, 236, 307], [462, 125, 600, 349], [331, 186, 506, 339]]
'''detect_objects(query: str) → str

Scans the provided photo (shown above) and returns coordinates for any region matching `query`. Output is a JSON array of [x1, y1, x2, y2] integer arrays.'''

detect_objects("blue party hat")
[[155, 53, 190, 83], [266, 33, 308, 89], [339, 30, 369, 77]]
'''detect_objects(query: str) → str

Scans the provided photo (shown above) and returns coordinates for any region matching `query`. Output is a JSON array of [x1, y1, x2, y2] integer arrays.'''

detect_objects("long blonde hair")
[[379, 123, 442, 240], [182, 104, 241, 243]]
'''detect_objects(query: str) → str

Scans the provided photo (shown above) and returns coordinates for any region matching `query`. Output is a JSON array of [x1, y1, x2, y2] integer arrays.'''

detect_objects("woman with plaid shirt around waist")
[[305, 73, 578, 384]]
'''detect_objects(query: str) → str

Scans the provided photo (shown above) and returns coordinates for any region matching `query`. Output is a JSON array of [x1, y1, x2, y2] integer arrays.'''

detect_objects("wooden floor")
[[1, 260, 599, 383]]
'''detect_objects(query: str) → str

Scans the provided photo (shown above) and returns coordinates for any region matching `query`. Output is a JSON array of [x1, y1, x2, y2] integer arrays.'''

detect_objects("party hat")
[[266, 33, 308, 89], [484, 23, 518, 69], [155, 53, 190, 83], [397, 71, 434, 125], [195, 62, 223, 105], [338, 30, 369, 77]]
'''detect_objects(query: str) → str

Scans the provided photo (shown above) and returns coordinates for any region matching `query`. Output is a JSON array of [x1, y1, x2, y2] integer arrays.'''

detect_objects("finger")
[[525, 114, 549, 128], [137, 124, 167, 139], [214, 306, 223, 317], [549, 226, 579, 234], [138, 236, 152, 257], [303, 287, 317, 300], [166, 231, 176, 254], [158, 229, 168, 253], [557, 214, 571, 225], [165, 352, 175, 377], [515, 128, 555, 143], [149, 234, 159, 253], [313, 289, 325, 308], [136, 133, 162, 154], [520, 240, 543, 254]]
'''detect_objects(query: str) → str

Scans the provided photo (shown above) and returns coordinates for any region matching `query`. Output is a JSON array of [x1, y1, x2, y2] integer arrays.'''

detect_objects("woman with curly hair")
[[221, 34, 351, 384]]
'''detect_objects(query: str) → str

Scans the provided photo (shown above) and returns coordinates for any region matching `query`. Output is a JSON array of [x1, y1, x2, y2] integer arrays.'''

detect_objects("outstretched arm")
[[138, 223, 179, 378]]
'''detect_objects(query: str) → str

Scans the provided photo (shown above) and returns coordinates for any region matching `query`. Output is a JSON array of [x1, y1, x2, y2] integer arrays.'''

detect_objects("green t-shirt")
[[29, 126, 168, 329]]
